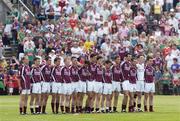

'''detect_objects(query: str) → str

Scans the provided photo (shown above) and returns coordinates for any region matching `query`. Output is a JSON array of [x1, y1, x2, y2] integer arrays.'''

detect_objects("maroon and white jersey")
[[144, 65, 155, 83], [118, 47, 127, 60], [95, 65, 104, 82], [31, 66, 41, 83], [19, 65, 31, 89], [121, 61, 131, 81], [51, 66, 63, 83], [70, 66, 80, 82], [153, 57, 163, 69], [61, 66, 71, 83], [89, 63, 97, 81], [112, 64, 122, 82], [79, 66, 90, 81], [41, 65, 52, 82], [129, 66, 137, 84], [104, 68, 112, 83]]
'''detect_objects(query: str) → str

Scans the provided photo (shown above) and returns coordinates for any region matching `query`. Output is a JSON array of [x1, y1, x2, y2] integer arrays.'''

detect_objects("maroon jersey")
[[95, 65, 104, 82], [145, 65, 155, 83], [19, 65, 31, 89], [104, 68, 112, 83], [51, 66, 63, 83], [70, 66, 80, 82], [153, 57, 163, 69], [79, 66, 90, 81], [61, 66, 71, 83], [129, 66, 137, 84], [118, 47, 127, 60], [31, 66, 41, 83], [112, 65, 122, 82], [121, 61, 131, 81], [41, 65, 52, 82], [89, 63, 97, 81]]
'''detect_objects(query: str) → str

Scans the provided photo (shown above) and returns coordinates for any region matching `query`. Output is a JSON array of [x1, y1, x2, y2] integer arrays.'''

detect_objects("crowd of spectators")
[[0, 0, 180, 95]]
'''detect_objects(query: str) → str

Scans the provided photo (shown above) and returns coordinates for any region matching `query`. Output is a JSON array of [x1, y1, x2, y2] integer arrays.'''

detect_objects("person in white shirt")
[[71, 41, 83, 58], [135, 55, 145, 112], [100, 37, 111, 59], [165, 52, 176, 70]]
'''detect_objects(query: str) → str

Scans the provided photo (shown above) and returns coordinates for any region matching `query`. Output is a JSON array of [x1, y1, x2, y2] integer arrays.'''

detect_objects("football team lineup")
[[0, 95, 180, 121]]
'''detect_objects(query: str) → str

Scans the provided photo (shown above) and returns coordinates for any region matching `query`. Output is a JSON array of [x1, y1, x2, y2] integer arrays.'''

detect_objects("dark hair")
[[97, 56, 103, 61], [84, 60, 90, 65], [105, 60, 112, 64], [34, 57, 40, 62], [90, 54, 96, 58], [71, 56, 77, 61], [114, 55, 120, 60], [54, 57, 60, 63], [45, 56, 51, 61], [173, 58, 178, 62]]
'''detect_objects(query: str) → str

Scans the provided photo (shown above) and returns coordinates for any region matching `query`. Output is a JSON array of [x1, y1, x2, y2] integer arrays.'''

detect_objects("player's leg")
[[29, 93, 35, 114], [71, 91, 76, 113], [24, 93, 29, 114], [51, 93, 56, 114], [106, 94, 111, 113], [35, 94, 41, 114], [55, 93, 60, 114], [60, 94, 65, 113], [121, 90, 129, 112], [101, 94, 105, 113], [113, 91, 119, 112], [129, 92, 134, 112], [95, 93, 101, 113], [65, 95, 71, 113], [149, 92, 154, 112], [144, 92, 149, 112], [19, 94, 24, 114]]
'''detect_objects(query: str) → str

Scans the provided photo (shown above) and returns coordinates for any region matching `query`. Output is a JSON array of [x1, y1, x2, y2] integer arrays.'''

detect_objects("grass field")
[[0, 95, 180, 121]]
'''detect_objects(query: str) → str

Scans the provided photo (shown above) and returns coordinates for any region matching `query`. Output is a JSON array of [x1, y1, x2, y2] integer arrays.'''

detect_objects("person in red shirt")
[[69, 17, 78, 29]]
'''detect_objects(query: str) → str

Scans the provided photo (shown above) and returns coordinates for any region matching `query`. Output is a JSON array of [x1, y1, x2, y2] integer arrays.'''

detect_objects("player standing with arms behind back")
[[18, 56, 31, 115], [135, 55, 145, 112], [144, 57, 155, 112], [30, 57, 41, 114]]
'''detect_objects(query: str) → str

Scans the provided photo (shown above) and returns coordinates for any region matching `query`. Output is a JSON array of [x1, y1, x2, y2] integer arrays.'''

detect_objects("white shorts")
[[63, 83, 72, 95], [122, 80, 130, 91], [94, 81, 103, 94], [112, 81, 121, 92], [9, 88, 13, 93], [103, 83, 112, 95], [72, 82, 79, 93], [129, 83, 136, 92], [79, 81, 87, 93], [32, 83, 41, 94], [136, 81, 144, 92], [21, 89, 30, 95], [41, 82, 51, 93], [52, 82, 63, 94], [144, 83, 155, 93], [87, 81, 95, 92]]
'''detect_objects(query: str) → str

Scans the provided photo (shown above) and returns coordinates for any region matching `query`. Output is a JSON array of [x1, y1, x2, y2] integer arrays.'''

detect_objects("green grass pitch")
[[0, 95, 180, 121]]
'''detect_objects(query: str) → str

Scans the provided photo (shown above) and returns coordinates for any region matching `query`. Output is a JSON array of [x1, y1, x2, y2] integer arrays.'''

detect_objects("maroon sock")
[[35, 107, 39, 113], [137, 104, 141, 109], [76, 106, 79, 113], [20, 107, 23, 114], [24, 107, 27, 114], [55, 103, 59, 113], [121, 105, 126, 111], [144, 106, 147, 112], [39, 106, 41, 113], [30, 108, 34, 114], [51, 103, 55, 113], [65, 107, 68, 113], [79, 106, 82, 113], [71, 106, 75, 113], [134, 102, 136, 108], [42, 106, 46, 113], [113, 107, 117, 112], [91, 107, 94, 112], [149, 106, 153, 112], [60, 106, 64, 113]]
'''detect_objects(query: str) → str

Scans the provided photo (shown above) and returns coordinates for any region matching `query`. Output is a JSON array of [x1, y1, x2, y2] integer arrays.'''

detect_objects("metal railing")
[[18, 0, 35, 17]]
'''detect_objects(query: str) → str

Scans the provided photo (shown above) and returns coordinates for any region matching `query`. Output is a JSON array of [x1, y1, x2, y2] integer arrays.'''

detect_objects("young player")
[[144, 57, 155, 112], [41, 57, 52, 114], [94, 56, 104, 113], [18, 56, 31, 115], [30, 57, 41, 114], [135, 55, 145, 112], [61, 57, 72, 113], [103, 60, 113, 113], [51, 57, 63, 114], [111, 56, 122, 112], [121, 53, 132, 112], [78, 60, 90, 113], [70, 57, 80, 113], [129, 58, 137, 112], [86, 54, 97, 113]]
